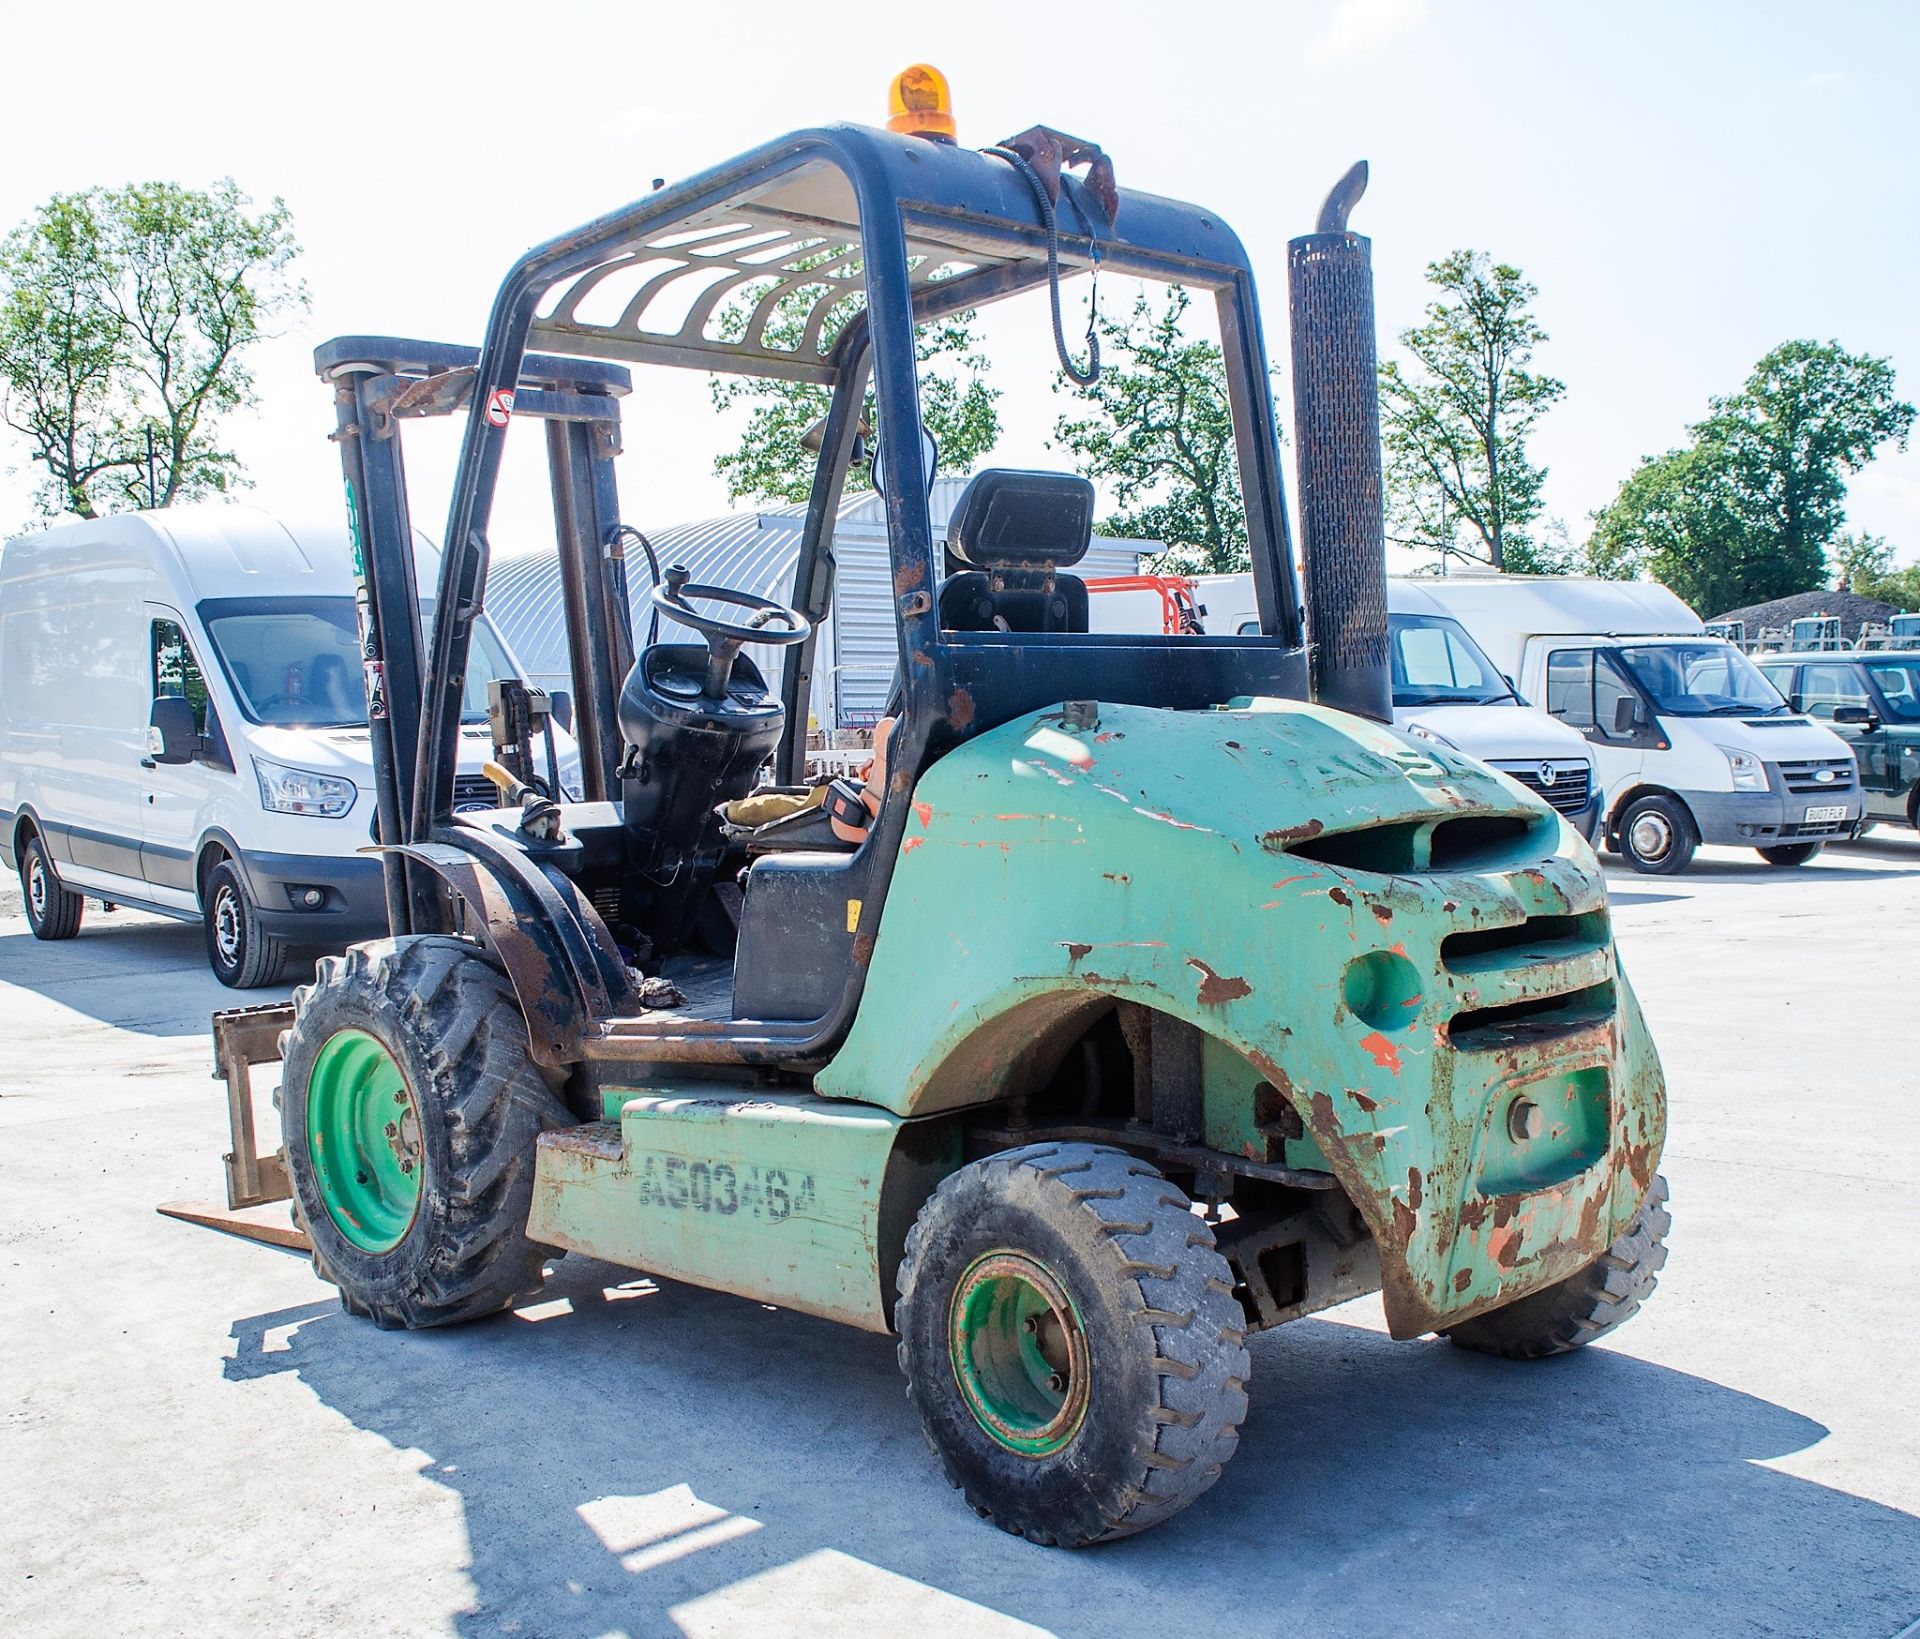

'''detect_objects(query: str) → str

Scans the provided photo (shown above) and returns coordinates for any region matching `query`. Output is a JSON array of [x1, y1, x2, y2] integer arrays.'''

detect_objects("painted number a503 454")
[[1805, 805, 1848, 822]]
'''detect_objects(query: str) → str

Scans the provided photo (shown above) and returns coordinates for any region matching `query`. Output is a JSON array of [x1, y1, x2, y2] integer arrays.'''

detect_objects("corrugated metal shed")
[[488, 476, 1146, 729]]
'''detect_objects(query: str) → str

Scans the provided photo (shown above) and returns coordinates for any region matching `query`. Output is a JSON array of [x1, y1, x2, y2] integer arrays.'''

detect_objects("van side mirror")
[[1612, 696, 1642, 736], [1832, 703, 1878, 729], [549, 689, 574, 733], [147, 696, 203, 764]]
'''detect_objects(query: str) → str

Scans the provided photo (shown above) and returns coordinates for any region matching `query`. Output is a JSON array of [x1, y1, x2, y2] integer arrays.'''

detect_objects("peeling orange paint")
[[1359, 1031, 1403, 1074]]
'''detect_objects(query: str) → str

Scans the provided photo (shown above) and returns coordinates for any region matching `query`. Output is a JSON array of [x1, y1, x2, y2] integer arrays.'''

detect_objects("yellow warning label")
[[845, 899, 862, 933]]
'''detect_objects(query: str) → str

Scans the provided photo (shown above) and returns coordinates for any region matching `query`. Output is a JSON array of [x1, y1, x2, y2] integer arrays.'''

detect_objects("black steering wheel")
[[650, 564, 811, 699]]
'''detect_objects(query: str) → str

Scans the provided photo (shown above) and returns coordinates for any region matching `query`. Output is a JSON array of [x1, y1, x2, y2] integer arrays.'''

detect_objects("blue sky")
[[4, 0, 1918, 575]]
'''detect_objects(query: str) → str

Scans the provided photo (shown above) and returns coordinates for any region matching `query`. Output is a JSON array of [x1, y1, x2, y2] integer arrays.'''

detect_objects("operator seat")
[[937, 469, 1097, 635]]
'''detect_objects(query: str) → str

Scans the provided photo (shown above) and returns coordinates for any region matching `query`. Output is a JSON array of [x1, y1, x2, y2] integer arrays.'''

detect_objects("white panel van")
[[0, 505, 577, 984], [1407, 576, 1863, 873], [1185, 573, 1602, 838]]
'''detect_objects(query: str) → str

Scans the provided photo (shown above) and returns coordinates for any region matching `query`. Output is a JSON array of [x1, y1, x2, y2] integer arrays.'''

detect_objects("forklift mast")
[[315, 337, 636, 934]]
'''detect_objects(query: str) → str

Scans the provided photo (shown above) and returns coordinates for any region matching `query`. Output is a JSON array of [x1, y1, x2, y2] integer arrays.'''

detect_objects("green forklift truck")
[[206, 80, 1670, 1546]]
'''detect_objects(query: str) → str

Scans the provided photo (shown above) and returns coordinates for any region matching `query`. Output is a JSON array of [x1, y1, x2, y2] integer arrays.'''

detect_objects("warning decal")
[[485, 388, 515, 428]]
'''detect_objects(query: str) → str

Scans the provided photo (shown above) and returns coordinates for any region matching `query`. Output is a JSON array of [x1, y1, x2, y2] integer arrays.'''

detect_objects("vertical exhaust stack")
[[1288, 161, 1391, 724]]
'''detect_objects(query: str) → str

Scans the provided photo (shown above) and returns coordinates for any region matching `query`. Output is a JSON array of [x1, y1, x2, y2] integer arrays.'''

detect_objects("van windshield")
[[1614, 641, 1787, 717], [1388, 613, 1518, 707], [199, 597, 516, 728]]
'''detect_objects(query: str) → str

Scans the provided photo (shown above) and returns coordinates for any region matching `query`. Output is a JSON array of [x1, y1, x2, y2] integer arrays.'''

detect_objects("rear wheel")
[[203, 858, 287, 988], [1617, 795, 1698, 875], [895, 1143, 1249, 1546], [280, 935, 570, 1328], [1757, 842, 1822, 867], [1443, 1175, 1671, 1359], [19, 834, 83, 940]]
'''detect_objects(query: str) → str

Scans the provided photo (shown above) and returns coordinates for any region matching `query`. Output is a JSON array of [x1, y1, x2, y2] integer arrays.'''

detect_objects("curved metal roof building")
[[488, 477, 1147, 730]]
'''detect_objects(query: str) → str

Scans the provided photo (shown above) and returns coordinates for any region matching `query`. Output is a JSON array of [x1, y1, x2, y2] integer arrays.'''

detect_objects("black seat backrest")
[[937, 469, 1096, 635]]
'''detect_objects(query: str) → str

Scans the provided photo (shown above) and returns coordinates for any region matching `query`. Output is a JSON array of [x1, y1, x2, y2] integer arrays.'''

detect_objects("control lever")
[[482, 760, 565, 843]]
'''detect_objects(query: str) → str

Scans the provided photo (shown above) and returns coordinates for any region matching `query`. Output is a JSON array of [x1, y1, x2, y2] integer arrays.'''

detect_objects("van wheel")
[[19, 834, 84, 940], [1757, 842, 1822, 867], [204, 859, 287, 988], [1617, 794, 1697, 875]]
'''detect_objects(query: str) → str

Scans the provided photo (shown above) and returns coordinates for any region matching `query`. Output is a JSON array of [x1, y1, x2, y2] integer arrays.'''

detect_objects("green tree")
[[0, 180, 304, 519], [1051, 285, 1247, 574], [1379, 250, 1566, 573], [709, 298, 999, 505], [1590, 341, 1914, 611], [1834, 530, 1920, 609]]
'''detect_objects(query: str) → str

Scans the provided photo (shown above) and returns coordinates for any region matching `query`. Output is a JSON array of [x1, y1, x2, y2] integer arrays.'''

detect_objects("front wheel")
[[1617, 795, 1698, 875], [203, 859, 287, 988], [895, 1144, 1249, 1547], [19, 834, 83, 940], [1443, 1175, 1670, 1359], [1757, 842, 1822, 867], [280, 936, 571, 1328]]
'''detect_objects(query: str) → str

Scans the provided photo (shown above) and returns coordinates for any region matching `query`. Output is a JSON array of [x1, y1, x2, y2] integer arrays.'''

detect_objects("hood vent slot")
[[1283, 811, 1547, 875]]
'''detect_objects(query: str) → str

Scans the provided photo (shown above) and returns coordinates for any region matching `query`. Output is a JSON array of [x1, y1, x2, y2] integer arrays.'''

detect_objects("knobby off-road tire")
[[280, 935, 570, 1329], [19, 833, 83, 940], [1443, 1174, 1671, 1360], [203, 858, 287, 988], [895, 1143, 1250, 1547]]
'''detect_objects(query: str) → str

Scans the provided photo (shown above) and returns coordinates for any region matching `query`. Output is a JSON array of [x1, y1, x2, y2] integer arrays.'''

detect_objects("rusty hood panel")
[[816, 698, 1667, 1337]]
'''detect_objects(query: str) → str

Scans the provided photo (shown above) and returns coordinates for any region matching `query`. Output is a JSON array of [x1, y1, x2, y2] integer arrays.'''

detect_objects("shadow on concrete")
[[0, 915, 306, 1035], [227, 1258, 1920, 1638]]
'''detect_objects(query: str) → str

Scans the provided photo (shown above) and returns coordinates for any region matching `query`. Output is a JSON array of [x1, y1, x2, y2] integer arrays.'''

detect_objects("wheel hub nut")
[[1507, 1098, 1543, 1142]]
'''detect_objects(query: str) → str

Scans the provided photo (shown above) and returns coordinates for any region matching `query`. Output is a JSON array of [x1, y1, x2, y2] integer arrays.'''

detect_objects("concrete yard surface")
[[3, 838, 1919, 1637]]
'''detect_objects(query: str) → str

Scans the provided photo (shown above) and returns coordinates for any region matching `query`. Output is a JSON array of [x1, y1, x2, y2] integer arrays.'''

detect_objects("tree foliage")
[[1379, 250, 1566, 573], [1589, 340, 1914, 612], [1833, 530, 1920, 610], [0, 180, 304, 520], [1051, 285, 1247, 574], [709, 295, 999, 505]]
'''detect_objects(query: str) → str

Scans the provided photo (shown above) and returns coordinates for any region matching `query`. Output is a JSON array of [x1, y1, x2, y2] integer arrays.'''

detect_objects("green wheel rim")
[[305, 1029, 422, 1253], [948, 1250, 1090, 1457]]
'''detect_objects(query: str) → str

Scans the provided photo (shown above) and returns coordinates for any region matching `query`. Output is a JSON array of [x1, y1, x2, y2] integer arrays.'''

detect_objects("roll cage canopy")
[[374, 122, 1309, 888]]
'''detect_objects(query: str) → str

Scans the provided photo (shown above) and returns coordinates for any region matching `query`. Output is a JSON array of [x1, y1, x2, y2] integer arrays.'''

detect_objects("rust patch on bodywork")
[[1260, 818, 1324, 851], [948, 688, 975, 730], [1328, 885, 1352, 908], [1188, 959, 1253, 1006]]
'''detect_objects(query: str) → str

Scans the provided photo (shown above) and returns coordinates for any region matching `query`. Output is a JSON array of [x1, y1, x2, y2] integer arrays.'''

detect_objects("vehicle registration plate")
[[1804, 805, 1847, 823]]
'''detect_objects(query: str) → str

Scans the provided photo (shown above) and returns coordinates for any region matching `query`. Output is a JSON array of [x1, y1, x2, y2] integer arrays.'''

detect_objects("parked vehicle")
[[1755, 650, 1920, 830], [1409, 576, 1863, 873], [1187, 573, 1602, 838], [176, 101, 1670, 1547], [0, 504, 576, 984]]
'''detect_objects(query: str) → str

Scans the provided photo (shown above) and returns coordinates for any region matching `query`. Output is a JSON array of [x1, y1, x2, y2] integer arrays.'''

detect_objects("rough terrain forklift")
[[197, 77, 1670, 1545]]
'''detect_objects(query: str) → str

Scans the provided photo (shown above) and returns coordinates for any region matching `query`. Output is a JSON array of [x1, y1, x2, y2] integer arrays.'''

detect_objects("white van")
[[0, 504, 577, 984], [1186, 573, 1602, 838], [1407, 575, 1864, 873]]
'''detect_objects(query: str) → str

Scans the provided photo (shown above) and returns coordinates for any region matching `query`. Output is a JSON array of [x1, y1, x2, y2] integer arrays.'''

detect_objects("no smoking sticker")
[[485, 388, 514, 428]]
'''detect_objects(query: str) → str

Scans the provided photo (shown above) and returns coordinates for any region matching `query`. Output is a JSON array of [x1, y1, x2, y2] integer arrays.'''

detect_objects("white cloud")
[[1312, 0, 1431, 60]]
